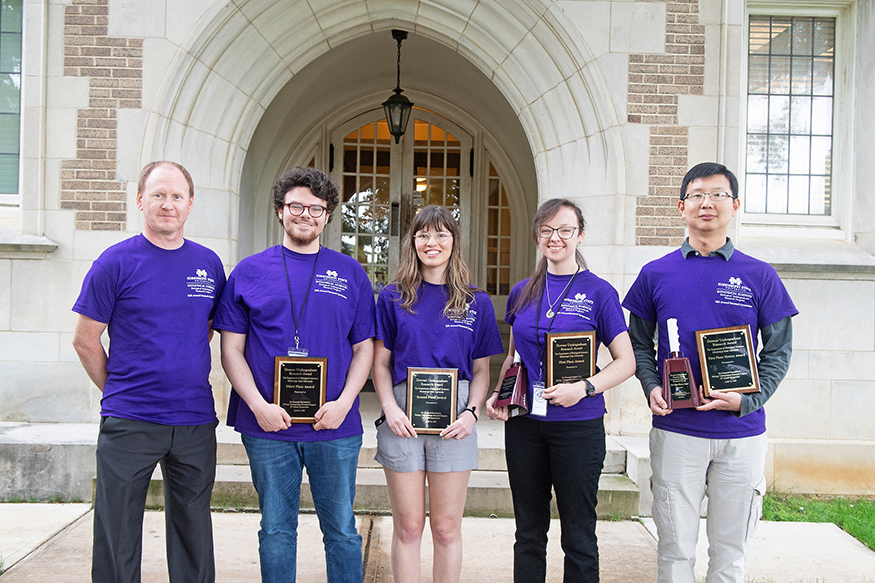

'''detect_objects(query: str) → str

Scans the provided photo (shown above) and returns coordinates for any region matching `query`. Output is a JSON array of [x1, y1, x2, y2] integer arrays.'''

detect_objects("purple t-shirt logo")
[[186, 268, 218, 299], [716, 276, 754, 308]]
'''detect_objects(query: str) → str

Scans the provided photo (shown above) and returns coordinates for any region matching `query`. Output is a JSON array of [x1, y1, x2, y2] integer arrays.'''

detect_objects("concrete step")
[[202, 393, 641, 518], [147, 465, 640, 519], [218, 392, 629, 473], [2, 391, 646, 520]]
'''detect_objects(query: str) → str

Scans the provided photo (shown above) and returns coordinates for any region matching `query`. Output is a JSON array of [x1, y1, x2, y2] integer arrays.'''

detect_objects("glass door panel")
[[332, 109, 471, 293], [486, 162, 512, 295], [411, 118, 462, 223], [339, 119, 392, 293]]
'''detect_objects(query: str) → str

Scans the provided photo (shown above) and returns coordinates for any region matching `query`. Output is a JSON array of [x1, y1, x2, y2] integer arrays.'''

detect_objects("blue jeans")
[[242, 434, 363, 583]]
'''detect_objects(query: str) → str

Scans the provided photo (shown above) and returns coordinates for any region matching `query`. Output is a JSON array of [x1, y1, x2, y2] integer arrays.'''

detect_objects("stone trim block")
[[627, 0, 705, 245], [60, 1, 142, 232]]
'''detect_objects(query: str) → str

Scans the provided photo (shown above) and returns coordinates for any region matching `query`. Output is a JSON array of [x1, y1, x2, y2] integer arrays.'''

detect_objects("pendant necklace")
[[544, 266, 580, 318]]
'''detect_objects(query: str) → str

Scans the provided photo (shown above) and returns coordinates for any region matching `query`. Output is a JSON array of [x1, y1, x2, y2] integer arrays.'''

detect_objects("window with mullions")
[[0, 0, 20, 210], [746, 15, 834, 215]]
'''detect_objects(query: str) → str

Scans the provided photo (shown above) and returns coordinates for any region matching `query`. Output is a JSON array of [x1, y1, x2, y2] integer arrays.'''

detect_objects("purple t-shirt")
[[622, 248, 798, 438], [376, 282, 504, 385], [506, 270, 629, 421], [212, 245, 376, 442], [72, 234, 226, 425]]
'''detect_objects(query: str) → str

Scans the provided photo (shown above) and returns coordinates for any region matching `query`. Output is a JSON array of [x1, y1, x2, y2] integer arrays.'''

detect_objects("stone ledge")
[[0, 234, 59, 259], [740, 237, 875, 278]]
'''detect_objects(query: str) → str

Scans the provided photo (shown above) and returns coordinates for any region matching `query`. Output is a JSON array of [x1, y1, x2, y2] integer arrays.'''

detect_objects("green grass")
[[763, 490, 875, 551], [0, 495, 83, 503]]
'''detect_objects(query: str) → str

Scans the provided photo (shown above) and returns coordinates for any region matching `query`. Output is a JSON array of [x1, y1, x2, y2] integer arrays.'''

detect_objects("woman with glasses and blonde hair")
[[486, 198, 635, 583], [373, 205, 504, 583]]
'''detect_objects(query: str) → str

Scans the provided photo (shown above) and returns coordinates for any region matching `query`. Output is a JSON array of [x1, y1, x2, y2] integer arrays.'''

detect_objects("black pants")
[[505, 415, 606, 583], [92, 416, 217, 583]]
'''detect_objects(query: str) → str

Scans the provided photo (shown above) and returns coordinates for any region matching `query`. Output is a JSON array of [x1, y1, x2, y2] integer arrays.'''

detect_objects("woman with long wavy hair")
[[486, 198, 635, 583], [373, 205, 503, 582]]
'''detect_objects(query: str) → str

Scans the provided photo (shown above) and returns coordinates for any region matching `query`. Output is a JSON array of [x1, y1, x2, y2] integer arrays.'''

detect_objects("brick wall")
[[628, 0, 705, 246], [60, 0, 142, 231]]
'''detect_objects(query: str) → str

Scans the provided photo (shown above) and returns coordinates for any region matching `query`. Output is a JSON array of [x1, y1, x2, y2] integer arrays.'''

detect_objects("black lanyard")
[[534, 267, 580, 381], [280, 245, 321, 352]]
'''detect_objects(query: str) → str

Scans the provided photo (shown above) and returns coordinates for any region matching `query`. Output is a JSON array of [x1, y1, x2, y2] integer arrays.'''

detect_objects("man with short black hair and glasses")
[[213, 166, 375, 583], [623, 162, 798, 583]]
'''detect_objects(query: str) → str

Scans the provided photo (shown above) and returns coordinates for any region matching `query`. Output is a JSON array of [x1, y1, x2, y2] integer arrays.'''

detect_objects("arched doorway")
[[266, 102, 524, 312], [326, 109, 472, 294]]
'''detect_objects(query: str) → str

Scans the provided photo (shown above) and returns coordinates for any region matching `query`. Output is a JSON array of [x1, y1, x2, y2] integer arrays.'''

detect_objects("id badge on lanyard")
[[530, 381, 548, 416]]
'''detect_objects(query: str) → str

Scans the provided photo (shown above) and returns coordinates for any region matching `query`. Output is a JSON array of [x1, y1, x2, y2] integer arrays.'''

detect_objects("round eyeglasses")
[[284, 202, 326, 217], [537, 226, 578, 239]]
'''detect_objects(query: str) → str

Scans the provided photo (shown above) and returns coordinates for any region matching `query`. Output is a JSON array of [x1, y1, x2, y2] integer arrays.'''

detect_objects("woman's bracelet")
[[463, 406, 478, 422]]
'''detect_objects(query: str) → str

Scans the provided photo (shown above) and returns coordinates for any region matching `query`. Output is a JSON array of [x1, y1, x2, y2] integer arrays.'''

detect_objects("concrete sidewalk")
[[2, 505, 874, 582]]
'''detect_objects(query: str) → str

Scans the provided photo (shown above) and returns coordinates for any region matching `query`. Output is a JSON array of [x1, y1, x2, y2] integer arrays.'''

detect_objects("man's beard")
[[285, 220, 321, 246]]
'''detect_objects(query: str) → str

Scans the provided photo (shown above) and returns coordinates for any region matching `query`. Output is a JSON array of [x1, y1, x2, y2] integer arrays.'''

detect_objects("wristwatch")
[[584, 379, 597, 398]]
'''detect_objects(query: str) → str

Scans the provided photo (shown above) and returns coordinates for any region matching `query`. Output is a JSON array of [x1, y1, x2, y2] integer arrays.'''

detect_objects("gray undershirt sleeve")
[[628, 313, 661, 403], [629, 313, 794, 416], [737, 315, 794, 417]]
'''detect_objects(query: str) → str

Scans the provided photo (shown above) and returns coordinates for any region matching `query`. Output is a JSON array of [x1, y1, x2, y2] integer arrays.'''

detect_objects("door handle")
[[391, 202, 400, 236]]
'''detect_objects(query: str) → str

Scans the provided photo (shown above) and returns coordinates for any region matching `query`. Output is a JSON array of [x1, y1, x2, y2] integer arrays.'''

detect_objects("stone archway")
[[141, 0, 627, 250]]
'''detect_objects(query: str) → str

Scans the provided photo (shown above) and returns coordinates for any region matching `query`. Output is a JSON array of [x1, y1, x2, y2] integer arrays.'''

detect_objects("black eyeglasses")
[[682, 192, 736, 203], [284, 202, 326, 217], [537, 226, 578, 239]]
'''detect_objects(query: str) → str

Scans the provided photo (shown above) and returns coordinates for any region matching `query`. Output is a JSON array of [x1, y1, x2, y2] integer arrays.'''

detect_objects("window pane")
[[788, 176, 810, 214], [486, 162, 512, 295], [813, 19, 835, 56], [745, 15, 834, 216], [789, 96, 811, 134], [812, 58, 833, 96], [770, 19, 793, 55], [0, 33, 20, 73], [0, 1, 19, 200], [748, 56, 770, 93], [810, 176, 829, 214], [790, 58, 811, 94], [767, 135, 789, 173], [768, 95, 790, 133], [0, 152, 16, 193], [810, 136, 831, 175], [0, 73, 19, 113], [767, 175, 788, 213], [792, 18, 813, 54], [1, 1, 22, 34], [749, 17, 772, 54], [748, 95, 768, 132], [446, 178, 459, 206], [0, 112, 18, 153], [769, 57, 791, 94], [374, 177, 390, 204], [745, 174, 767, 213], [488, 179, 499, 206], [376, 149, 390, 173], [747, 135, 768, 173], [811, 97, 833, 134], [359, 122, 375, 142], [788, 136, 810, 174], [373, 205, 389, 234]]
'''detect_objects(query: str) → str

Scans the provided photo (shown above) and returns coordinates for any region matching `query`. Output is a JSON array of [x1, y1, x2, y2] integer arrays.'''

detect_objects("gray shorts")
[[375, 380, 479, 473]]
